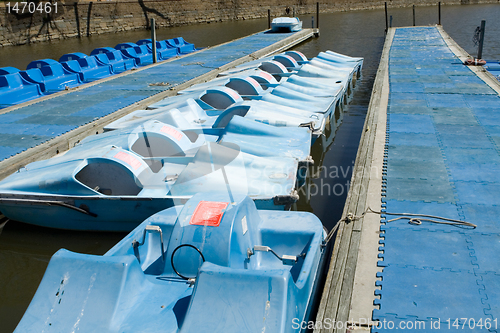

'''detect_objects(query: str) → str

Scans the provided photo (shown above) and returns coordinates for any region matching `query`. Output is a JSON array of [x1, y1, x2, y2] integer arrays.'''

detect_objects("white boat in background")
[[271, 17, 302, 32]]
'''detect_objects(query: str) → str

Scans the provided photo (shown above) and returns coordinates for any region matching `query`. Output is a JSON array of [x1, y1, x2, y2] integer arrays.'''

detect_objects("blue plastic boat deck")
[[374, 27, 500, 332], [0, 31, 297, 163]]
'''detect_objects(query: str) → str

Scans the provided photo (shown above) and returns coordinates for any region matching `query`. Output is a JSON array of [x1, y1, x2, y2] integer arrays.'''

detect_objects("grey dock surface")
[[0, 29, 316, 180], [314, 25, 500, 332]]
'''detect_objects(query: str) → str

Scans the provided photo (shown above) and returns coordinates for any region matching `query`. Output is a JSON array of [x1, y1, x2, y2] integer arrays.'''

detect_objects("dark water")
[[1, 4, 499, 332], [0, 19, 269, 69]]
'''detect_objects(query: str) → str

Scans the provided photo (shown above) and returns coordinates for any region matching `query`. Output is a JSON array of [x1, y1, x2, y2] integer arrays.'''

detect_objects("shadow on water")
[[1, 4, 500, 332]]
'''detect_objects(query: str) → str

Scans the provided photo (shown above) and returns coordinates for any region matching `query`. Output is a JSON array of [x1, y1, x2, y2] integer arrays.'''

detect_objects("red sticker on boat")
[[259, 71, 275, 82], [247, 77, 261, 90], [114, 151, 142, 170], [189, 201, 229, 227], [225, 88, 241, 101], [160, 125, 183, 141]]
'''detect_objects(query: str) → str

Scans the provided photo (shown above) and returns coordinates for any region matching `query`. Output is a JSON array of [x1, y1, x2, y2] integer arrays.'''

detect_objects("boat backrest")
[[165, 37, 194, 51], [74, 148, 152, 195], [0, 67, 21, 75], [247, 71, 278, 90], [129, 122, 196, 158], [158, 40, 170, 49], [27, 59, 71, 79], [199, 87, 243, 110], [225, 77, 264, 96], [115, 42, 137, 50], [20, 68, 46, 90], [108, 50, 125, 61], [212, 105, 250, 128], [94, 53, 111, 65], [0, 73, 23, 90], [59, 52, 87, 63], [75, 158, 143, 196], [166, 38, 182, 47], [250, 70, 279, 85], [297, 63, 345, 79], [134, 44, 150, 55], [61, 60, 83, 76], [78, 55, 100, 69], [137, 39, 159, 49], [272, 54, 299, 69], [90, 47, 116, 55], [121, 47, 139, 58], [174, 37, 187, 45], [224, 115, 284, 137], [284, 50, 308, 62], [258, 60, 288, 75], [309, 58, 353, 73], [136, 38, 152, 46], [163, 194, 261, 277]]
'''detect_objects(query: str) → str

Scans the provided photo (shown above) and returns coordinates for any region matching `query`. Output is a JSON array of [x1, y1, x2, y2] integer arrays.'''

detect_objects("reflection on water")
[[1, 4, 500, 331]]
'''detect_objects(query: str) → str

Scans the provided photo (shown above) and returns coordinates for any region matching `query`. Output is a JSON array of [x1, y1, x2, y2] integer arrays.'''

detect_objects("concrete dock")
[[315, 25, 500, 332], [0, 28, 316, 180]]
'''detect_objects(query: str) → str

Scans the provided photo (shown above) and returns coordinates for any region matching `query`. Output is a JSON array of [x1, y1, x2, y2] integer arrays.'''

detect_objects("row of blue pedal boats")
[[3, 47, 363, 332], [0, 37, 197, 108]]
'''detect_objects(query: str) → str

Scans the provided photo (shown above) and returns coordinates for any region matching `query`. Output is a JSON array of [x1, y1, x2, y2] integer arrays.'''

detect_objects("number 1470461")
[[6, 2, 58, 14]]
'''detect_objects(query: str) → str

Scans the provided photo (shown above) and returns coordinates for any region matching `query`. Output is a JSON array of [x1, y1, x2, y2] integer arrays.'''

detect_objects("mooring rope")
[[324, 207, 477, 245]]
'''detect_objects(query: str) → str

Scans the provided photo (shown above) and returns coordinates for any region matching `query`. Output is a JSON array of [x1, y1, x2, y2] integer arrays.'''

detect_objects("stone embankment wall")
[[0, 0, 496, 46]]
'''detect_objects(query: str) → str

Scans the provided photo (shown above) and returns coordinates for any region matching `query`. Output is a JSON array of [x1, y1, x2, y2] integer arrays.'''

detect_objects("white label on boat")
[[241, 216, 248, 235]]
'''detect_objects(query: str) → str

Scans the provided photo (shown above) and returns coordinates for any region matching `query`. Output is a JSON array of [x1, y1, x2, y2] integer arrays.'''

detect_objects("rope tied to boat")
[[323, 207, 477, 245]]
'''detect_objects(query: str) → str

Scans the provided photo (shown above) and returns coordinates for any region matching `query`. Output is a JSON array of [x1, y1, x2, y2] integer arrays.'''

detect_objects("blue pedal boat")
[[81, 117, 311, 190], [165, 37, 196, 54], [177, 75, 267, 97], [223, 53, 302, 75], [90, 47, 137, 73], [0, 139, 299, 230], [179, 70, 342, 109], [59, 52, 114, 82], [137, 38, 179, 60], [24, 59, 83, 93], [0, 67, 43, 108], [115, 43, 153, 66], [221, 50, 362, 96], [89, 118, 311, 167], [14, 193, 326, 333], [147, 86, 244, 111], [104, 96, 325, 143]]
